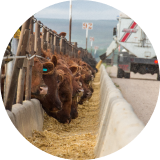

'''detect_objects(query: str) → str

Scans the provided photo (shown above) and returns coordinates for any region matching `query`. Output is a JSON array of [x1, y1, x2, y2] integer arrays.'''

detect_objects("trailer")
[[101, 12, 160, 80]]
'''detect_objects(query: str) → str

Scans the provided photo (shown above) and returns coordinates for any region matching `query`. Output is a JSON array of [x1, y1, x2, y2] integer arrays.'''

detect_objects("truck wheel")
[[117, 68, 124, 78], [124, 72, 130, 79], [157, 72, 160, 81]]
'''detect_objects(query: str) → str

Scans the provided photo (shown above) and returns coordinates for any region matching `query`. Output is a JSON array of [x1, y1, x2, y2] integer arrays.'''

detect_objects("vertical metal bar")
[[91, 40, 93, 55], [86, 25, 88, 50], [69, 0, 72, 43]]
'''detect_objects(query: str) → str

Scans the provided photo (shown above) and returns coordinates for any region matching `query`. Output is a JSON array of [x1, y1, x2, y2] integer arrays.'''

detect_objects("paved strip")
[[106, 66, 160, 125]]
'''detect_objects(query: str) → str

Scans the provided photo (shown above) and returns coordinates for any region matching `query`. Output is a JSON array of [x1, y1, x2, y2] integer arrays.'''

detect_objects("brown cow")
[[59, 32, 67, 37], [31, 55, 62, 116], [55, 64, 76, 123]]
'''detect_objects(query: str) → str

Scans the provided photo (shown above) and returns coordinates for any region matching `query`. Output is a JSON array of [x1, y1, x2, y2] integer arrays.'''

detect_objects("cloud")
[[35, 1, 119, 20]]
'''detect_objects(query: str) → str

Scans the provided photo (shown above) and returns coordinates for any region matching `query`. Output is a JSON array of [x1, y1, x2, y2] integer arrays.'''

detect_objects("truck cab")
[[104, 12, 160, 80]]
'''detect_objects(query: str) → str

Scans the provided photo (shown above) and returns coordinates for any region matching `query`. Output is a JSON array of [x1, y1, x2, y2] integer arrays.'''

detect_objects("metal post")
[[86, 26, 88, 50], [91, 40, 93, 55], [69, 0, 72, 43], [94, 49, 97, 58]]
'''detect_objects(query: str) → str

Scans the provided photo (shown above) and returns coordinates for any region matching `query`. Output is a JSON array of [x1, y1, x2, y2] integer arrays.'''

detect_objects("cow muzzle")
[[78, 89, 84, 93], [91, 75, 94, 81], [39, 86, 48, 95]]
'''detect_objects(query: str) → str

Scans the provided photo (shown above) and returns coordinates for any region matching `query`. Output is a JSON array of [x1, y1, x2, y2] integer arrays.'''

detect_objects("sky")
[[0, 0, 160, 20]]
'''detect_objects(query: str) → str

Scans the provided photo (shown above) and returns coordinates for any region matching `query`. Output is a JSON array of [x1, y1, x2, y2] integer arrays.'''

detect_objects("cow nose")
[[39, 86, 48, 95], [91, 75, 94, 80]]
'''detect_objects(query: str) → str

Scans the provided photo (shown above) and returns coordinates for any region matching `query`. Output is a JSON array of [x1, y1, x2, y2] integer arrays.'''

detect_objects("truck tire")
[[124, 72, 130, 79], [117, 68, 124, 78], [157, 72, 160, 81]]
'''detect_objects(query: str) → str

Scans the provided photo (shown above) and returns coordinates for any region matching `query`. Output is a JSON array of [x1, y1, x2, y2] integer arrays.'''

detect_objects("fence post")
[[66, 41, 69, 56], [54, 34, 58, 54], [25, 17, 35, 101], [41, 27, 47, 50], [74, 42, 77, 58], [60, 36, 64, 54], [35, 21, 41, 55], [63, 38, 66, 55], [17, 18, 35, 103], [57, 36, 60, 54], [46, 30, 51, 50], [50, 33, 54, 54], [0, 60, 5, 112], [16, 65, 26, 104], [5, 17, 31, 110], [70, 43, 73, 57]]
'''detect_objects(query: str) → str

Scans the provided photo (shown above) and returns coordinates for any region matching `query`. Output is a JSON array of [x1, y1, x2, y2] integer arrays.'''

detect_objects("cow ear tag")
[[43, 68, 48, 72]]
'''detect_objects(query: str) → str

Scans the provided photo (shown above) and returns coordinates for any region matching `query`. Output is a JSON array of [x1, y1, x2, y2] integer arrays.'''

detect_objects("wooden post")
[[74, 42, 77, 58], [5, 18, 31, 110], [66, 41, 69, 55], [57, 36, 60, 54], [25, 17, 35, 100], [16, 66, 26, 104], [35, 21, 41, 55], [0, 65, 2, 89], [50, 33, 54, 54], [46, 30, 51, 50], [63, 38, 66, 54], [41, 27, 47, 50], [11, 37, 19, 104], [0, 60, 5, 112], [60, 36, 64, 54], [54, 34, 58, 53]]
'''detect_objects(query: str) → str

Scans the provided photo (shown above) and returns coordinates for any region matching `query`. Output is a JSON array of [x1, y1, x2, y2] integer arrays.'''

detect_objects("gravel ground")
[[106, 66, 160, 125]]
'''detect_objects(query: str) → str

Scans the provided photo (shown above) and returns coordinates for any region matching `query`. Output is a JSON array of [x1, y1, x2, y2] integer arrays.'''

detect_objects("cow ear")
[[51, 55, 57, 67], [81, 74, 85, 79], [69, 66, 78, 75]]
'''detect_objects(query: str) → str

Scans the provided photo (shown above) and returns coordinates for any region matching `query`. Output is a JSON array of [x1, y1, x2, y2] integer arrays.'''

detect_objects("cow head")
[[42, 55, 63, 112], [69, 66, 84, 97], [31, 57, 48, 97], [78, 74, 92, 105]]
